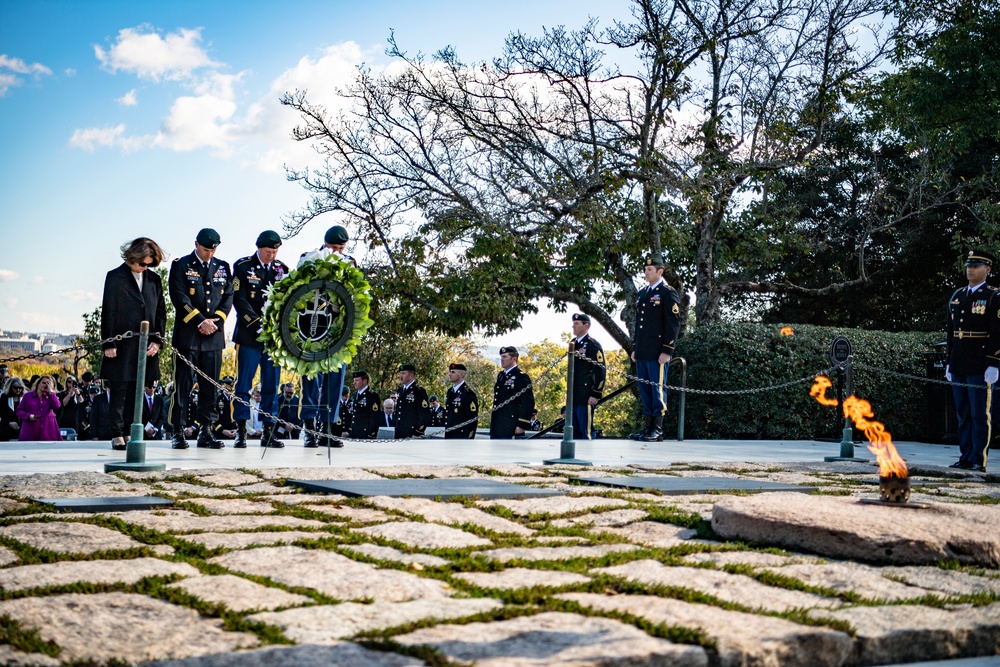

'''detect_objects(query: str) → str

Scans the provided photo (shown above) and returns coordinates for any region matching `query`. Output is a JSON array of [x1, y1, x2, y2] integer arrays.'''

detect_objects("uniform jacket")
[[633, 280, 681, 361], [100, 264, 167, 383], [573, 333, 606, 406], [430, 405, 446, 427], [445, 382, 479, 439], [169, 252, 234, 351], [233, 253, 289, 348], [214, 392, 236, 434], [490, 366, 535, 438], [947, 284, 1000, 376], [349, 387, 381, 439], [395, 382, 430, 438]]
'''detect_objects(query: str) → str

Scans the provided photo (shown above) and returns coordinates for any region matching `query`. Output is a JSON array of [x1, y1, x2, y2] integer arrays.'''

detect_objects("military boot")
[[303, 419, 319, 448], [171, 429, 189, 449], [640, 415, 664, 442], [260, 421, 273, 447], [234, 420, 248, 448], [197, 424, 224, 449], [630, 416, 653, 440]]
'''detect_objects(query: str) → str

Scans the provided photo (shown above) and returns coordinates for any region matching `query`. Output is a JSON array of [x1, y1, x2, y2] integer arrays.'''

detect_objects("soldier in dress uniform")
[[349, 370, 381, 439], [429, 395, 446, 426], [946, 248, 1000, 472], [490, 346, 535, 439], [570, 313, 606, 440], [232, 231, 289, 448], [394, 363, 430, 438], [333, 387, 352, 437], [444, 362, 478, 439], [213, 376, 238, 440], [630, 256, 680, 442], [168, 228, 234, 449]]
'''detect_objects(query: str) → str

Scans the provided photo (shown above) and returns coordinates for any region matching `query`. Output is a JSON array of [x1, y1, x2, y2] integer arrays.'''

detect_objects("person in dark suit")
[[274, 382, 301, 445], [99, 237, 168, 450], [444, 363, 478, 439], [141, 384, 166, 439], [381, 398, 397, 428], [394, 363, 430, 438], [570, 313, 606, 440], [232, 231, 289, 448], [168, 228, 233, 449], [490, 346, 534, 439], [630, 256, 681, 442], [89, 386, 113, 441], [349, 370, 381, 439]]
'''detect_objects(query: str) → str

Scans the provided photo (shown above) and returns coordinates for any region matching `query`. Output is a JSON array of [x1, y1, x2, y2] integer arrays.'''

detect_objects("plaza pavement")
[[0, 436, 997, 666]]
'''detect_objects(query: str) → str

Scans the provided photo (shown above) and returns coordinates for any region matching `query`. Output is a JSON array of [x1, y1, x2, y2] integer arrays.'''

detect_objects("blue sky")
[[0, 0, 629, 347]]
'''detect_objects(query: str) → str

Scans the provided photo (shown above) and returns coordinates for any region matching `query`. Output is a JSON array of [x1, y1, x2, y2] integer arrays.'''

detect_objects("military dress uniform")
[[168, 241, 233, 448], [632, 257, 681, 441], [395, 381, 430, 439], [572, 327, 606, 440], [430, 400, 446, 427], [946, 249, 1000, 471], [232, 243, 289, 447], [490, 362, 535, 439], [349, 386, 381, 439], [445, 382, 479, 439]]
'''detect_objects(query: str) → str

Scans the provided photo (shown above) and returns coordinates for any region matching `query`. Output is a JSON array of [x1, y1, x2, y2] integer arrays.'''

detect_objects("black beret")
[[572, 313, 591, 323], [352, 370, 369, 380], [966, 248, 997, 267], [221, 376, 235, 385], [499, 346, 519, 356], [256, 230, 282, 249], [196, 228, 222, 249], [398, 363, 417, 373], [644, 255, 664, 268], [449, 363, 467, 371], [325, 225, 349, 245]]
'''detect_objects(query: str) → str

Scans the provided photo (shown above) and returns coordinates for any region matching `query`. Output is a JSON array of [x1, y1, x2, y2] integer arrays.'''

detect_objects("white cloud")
[[27, 276, 45, 285], [0, 269, 20, 282], [61, 290, 99, 302], [19, 311, 64, 327], [117, 89, 138, 106], [95, 26, 219, 82], [68, 124, 153, 152], [65, 68, 76, 77], [4, 297, 17, 309], [0, 54, 53, 96]]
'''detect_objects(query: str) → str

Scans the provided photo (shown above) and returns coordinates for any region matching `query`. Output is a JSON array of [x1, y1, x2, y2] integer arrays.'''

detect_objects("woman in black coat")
[[100, 238, 168, 450]]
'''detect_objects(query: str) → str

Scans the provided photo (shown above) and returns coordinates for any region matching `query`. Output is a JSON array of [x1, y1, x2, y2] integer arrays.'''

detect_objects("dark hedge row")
[[663, 323, 944, 441]]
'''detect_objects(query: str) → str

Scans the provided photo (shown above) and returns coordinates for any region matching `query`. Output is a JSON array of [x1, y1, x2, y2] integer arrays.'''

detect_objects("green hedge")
[[663, 323, 943, 440]]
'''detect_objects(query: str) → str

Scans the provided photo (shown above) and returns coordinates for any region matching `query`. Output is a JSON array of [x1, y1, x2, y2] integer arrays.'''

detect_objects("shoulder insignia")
[[372, 403, 379, 411], [597, 350, 604, 363], [422, 400, 428, 408], [672, 303, 680, 314], [233, 277, 240, 292]]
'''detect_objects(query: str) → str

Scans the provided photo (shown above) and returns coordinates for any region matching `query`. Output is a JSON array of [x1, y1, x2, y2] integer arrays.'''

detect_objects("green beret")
[[572, 313, 591, 323], [256, 230, 282, 249], [499, 346, 519, 356], [398, 363, 417, 373], [644, 255, 664, 268], [196, 228, 221, 249], [325, 225, 349, 245]]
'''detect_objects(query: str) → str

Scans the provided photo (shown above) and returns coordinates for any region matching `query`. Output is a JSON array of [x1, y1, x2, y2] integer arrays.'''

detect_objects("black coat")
[[169, 252, 234, 351], [232, 253, 290, 348], [445, 382, 479, 439], [490, 366, 534, 438], [89, 391, 112, 440], [349, 387, 381, 439], [141, 393, 166, 434], [99, 264, 167, 383], [0, 395, 21, 441], [633, 280, 681, 361], [395, 382, 430, 438]]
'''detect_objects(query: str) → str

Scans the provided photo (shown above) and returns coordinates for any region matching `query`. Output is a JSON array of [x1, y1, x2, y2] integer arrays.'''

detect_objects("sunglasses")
[[139, 259, 155, 267]]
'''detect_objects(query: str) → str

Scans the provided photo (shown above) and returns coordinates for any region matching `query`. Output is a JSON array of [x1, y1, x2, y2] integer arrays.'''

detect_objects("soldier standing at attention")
[[490, 346, 534, 439], [570, 313, 606, 440], [394, 363, 430, 439], [630, 256, 680, 443], [946, 248, 1000, 472], [168, 228, 233, 449], [349, 370, 381, 439], [232, 231, 288, 448], [444, 362, 478, 439]]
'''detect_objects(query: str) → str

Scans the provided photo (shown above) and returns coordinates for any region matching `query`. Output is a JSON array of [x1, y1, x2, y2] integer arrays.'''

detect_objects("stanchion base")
[[104, 461, 166, 473], [823, 456, 869, 463], [543, 457, 593, 466]]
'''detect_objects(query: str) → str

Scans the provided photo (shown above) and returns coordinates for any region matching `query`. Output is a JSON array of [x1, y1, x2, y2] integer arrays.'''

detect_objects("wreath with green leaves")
[[259, 256, 374, 377]]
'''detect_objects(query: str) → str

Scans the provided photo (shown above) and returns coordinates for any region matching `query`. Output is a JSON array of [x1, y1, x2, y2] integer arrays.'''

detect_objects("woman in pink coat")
[[16, 375, 62, 441]]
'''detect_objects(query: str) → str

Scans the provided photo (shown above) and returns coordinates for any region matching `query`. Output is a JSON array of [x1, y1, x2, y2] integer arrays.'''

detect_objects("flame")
[[809, 376, 839, 407], [780, 326, 795, 336]]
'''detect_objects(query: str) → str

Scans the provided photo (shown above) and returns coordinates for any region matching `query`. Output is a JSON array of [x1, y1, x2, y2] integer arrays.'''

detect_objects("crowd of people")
[[1, 225, 683, 449]]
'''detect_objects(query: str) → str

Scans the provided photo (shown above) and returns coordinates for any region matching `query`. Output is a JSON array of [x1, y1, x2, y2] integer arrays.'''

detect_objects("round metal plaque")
[[278, 279, 356, 362], [830, 336, 853, 367]]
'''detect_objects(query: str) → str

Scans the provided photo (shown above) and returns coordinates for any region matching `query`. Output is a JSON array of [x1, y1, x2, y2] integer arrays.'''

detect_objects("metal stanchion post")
[[106, 321, 165, 473], [544, 341, 591, 466], [824, 354, 867, 463]]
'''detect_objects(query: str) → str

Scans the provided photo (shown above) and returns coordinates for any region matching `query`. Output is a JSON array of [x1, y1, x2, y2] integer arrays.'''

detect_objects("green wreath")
[[259, 256, 374, 377]]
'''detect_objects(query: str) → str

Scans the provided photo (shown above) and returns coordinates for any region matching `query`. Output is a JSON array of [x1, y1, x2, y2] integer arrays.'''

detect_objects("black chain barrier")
[[0, 331, 149, 365]]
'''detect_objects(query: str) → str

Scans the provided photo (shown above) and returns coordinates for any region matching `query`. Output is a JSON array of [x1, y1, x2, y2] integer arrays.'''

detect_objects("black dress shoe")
[[171, 434, 189, 450], [956, 461, 975, 469], [949, 461, 968, 468], [196, 426, 225, 449], [266, 439, 285, 448], [111, 438, 127, 451], [973, 465, 987, 472]]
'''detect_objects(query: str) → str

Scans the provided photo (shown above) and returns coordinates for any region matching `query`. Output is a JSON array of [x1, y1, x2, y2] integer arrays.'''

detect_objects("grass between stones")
[[0, 613, 60, 658]]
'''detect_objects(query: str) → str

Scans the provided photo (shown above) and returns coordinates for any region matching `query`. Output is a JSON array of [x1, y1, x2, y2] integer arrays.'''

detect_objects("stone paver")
[[0, 521, 146, 554], [254, 467, 383, 480], [762, 562, 941, 602], [365, 465, 484, 478], [0, 557, 199, 591], [231, 482, 294, 494], [342, 543, 450, 567], [250, 598, 503, 643], [166, 574, 312, 611], [0, 646, 59, 667], [0, 544, 20, 566], [596, 520, 702, 547], [184, 498, 276, 515], [393, 611, 708, 666], [549, 508, 647, 528], [881, 566, 1000, 596], [476, 543, 635, 563], [0, 471, 144, 497], [145, 643, 427, 666], [477, 495, 630, 516], [0, 593, 258, 663], [453, 567, 590, 590], [301, 504, 397, 523], [357, 520, 492, 549], [210, 545, 452, 601], [177, 470, 262, 486], [0, 497, 28, 511], [712, 493, 1000, 567], [559, 593, 853, 667], [261, 493, 346, 504], [810, 603, 1000, 665], [683, 550, 825, 568], [368, 496, 535, 535], [156, 483, 237, 497], [595, 561, 839, 612], [106, 509, 325, 533], [178, 530, 327, 550]]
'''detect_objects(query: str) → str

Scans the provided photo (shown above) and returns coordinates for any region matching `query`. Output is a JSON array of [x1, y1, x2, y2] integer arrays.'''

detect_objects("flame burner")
[[879, 475, 911, 503]]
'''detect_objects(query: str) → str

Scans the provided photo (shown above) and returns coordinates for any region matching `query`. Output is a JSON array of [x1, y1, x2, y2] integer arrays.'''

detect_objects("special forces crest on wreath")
[[259, 256, 374, 378]]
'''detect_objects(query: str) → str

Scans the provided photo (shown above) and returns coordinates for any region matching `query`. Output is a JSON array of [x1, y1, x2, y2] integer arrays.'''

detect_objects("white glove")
[[945, 365, 952, 382], [986, 367, 999, 385]]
